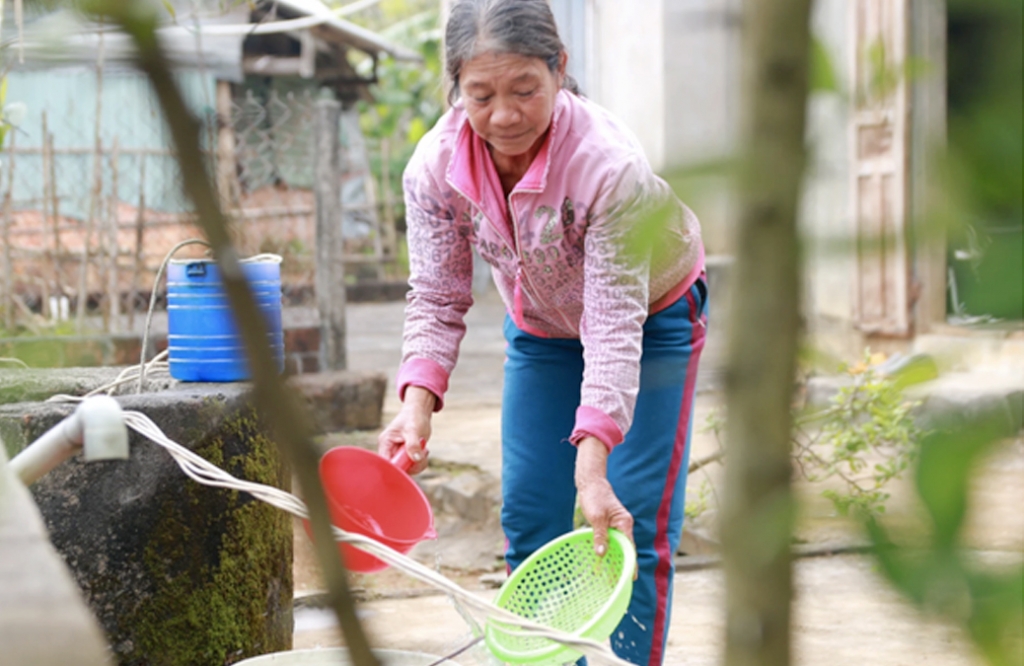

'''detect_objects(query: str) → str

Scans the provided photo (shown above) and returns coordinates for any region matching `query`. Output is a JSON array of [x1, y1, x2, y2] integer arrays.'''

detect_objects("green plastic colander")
[[485, 527, 636, 665]]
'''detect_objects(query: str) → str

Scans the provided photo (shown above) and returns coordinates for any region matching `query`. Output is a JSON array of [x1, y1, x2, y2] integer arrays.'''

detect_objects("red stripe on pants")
[[648, 289, 706, 665]]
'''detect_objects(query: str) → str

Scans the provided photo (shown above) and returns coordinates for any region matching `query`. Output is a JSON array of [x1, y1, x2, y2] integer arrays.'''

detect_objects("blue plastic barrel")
[[167, 255, 284, 382]]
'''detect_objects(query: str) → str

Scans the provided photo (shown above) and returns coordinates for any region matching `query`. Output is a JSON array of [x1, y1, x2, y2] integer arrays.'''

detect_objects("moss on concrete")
[[123, 407, 292, 666], [0, 368, 124, 408]]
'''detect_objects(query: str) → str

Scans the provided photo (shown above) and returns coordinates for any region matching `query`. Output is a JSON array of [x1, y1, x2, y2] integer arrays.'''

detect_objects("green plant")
[[358, 9, 443, 147], [0, 77, 13, 148], [684, 479, 714, 522], [691, 350, 922, 521], [349, 4, 444, 268], [793, 351, 922, 517]]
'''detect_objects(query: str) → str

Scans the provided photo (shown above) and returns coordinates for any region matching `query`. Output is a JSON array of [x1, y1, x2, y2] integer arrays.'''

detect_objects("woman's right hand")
[[377, 386, 436, 475]]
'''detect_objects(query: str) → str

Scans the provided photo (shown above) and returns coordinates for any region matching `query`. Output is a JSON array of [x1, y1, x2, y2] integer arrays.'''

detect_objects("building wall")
[[661, 0, 742, 255], [588, 0, 666, 170], [802, 0, 856, 329], [5, 67, 217, 218], [662, 0, 741, 168], [549, 0, 590, 94]]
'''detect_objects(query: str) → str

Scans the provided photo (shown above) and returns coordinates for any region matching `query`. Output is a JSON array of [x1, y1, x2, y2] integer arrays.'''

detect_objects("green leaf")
[[810, 36, 839, 94], [915, 410, 1013, 550], [966, 567, 1024, 666], [407, 116, 427, 144]]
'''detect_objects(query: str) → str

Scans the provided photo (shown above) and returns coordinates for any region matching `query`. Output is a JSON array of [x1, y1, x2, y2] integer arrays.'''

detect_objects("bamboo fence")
[[0, 87, 399, 335]]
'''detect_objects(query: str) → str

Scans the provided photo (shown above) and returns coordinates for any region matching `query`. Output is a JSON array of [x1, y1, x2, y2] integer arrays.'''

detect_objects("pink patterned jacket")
[[397, 89, 704, 450]]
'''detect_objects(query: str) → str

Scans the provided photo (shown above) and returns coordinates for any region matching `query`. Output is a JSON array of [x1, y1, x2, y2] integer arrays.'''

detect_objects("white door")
[[850, 0, 912, 336]]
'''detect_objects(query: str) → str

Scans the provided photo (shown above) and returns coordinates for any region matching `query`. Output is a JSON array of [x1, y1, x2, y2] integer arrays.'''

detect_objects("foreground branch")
[[721, 1, 813, 665]]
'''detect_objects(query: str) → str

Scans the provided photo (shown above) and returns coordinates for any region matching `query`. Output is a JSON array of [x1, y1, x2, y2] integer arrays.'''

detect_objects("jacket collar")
[[445, 90, 569, 220]]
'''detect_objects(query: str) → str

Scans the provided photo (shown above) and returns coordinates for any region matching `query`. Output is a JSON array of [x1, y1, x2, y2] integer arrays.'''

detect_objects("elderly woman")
[[377, 1, 707, 663]]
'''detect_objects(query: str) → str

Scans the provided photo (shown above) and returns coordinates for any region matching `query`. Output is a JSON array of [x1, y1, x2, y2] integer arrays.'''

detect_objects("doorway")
[[944, 2, 1023, 322]]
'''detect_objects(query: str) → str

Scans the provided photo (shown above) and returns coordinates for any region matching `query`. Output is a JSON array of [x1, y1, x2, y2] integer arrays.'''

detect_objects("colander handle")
[[390, 438, 428, 473]]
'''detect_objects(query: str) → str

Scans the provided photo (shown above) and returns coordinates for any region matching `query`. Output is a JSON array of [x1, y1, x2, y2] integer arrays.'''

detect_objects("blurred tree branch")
[[721, 1, 812, 666]]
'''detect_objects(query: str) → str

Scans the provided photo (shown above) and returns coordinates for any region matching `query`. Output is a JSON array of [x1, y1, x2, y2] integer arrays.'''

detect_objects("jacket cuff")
[[569, 406, 624, 452], [396, 358, 449, 412]]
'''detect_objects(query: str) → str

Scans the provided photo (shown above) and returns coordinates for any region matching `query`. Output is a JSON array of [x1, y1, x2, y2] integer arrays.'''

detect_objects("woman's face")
[[458, 51, 565, 162]]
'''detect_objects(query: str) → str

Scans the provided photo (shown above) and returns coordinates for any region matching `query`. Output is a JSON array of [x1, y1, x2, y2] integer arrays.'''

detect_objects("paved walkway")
[[293, 294, 1022, 665], [296, 552, 1003, 666]]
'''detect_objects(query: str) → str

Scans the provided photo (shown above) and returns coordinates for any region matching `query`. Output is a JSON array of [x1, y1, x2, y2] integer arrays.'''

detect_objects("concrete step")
[[806, 366, 1024, 434], [913, 328, 1024, 375]]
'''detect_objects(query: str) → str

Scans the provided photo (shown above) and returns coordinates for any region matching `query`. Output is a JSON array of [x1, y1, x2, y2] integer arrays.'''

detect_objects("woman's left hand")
[[574, 436, 635, 559]]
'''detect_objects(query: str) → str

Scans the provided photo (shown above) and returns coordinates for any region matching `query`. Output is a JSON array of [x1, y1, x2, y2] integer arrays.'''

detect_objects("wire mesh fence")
[[0, 71, 396, 335]]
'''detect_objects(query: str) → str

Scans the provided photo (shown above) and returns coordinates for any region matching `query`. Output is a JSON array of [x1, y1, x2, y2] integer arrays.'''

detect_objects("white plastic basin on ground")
[[234, 648, 460, 666]]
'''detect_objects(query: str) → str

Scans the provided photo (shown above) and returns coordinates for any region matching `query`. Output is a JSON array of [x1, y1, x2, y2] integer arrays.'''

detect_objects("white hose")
[[121, 408, 631, 665], [46, 389, 632, 665]]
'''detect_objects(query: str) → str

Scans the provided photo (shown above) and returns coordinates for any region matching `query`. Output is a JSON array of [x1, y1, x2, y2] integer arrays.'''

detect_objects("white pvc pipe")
[[8, 396, 129, 486], [78, 396, 130, 463]]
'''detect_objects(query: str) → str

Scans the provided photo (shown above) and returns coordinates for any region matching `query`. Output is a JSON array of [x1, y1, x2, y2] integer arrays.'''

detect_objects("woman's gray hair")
[[445, 0, 581, 104]]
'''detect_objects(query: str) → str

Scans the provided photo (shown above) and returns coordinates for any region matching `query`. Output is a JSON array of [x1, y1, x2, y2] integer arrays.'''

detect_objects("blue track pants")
[[500, 278, 707, 666]]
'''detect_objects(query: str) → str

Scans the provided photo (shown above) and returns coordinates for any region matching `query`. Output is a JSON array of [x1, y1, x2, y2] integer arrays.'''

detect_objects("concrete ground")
[[292, 291, 1022, 665]]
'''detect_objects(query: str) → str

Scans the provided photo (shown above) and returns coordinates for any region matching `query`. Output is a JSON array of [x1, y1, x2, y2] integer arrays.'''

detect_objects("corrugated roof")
[[2, 0, 420, 79], [271, 0, 421, 62], [3, 7, 249, 80], [155, 0, 422, 62]]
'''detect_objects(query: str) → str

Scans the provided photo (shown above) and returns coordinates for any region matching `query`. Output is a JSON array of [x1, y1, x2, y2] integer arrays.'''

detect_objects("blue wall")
[[4, 66, 217, 218]]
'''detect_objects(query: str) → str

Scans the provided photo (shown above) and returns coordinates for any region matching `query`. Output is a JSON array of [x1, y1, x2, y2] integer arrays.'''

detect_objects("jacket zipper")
[[513, 265, 525, 326], [445, 181, 525, 323], [507, 193, 531, 328], [507, 191, 576, 333], [446, 178, 574, 333]]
